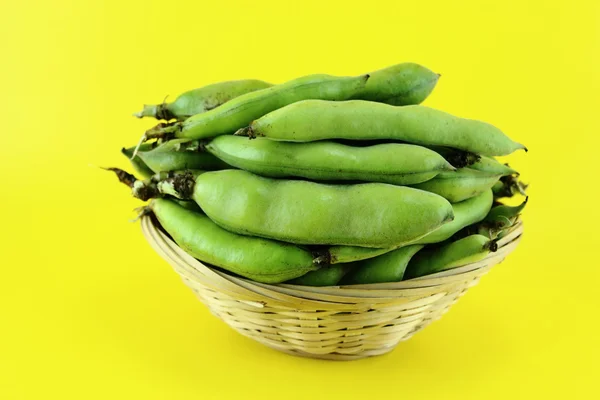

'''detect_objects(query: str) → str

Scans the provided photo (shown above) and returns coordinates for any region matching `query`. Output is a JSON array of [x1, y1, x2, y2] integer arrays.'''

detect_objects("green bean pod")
[[353, 62, 439, 105], [342, 245, 424, 284], [121, 143, 155, 179], [428, 146, 517, 175], [149, 198, 321, 283], [147, 74, 370, 141], [204, 136, 454, 185], [410, 168, 501, 203], [470, 156, 517, 176], [469, 216, 513, 239], [484, 197, 528, 226], [492, 181, 504, 195], [413, 189, 493, 243], [171, 199, 203, 213], [136, 139, 229, 173], [327, 189, 493, 264], [287, 264, 354, 286], [156, 169, 454, 248], [134, 79, 273, 121], [327, 246, 392, 265], [450, 197, 527, 240], [240, 100, 526, 156], [404, 235, 497, 279]]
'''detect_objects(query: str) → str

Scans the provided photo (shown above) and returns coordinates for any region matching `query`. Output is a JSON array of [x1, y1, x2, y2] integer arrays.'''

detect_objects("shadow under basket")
[[141, 216, 523, 361]]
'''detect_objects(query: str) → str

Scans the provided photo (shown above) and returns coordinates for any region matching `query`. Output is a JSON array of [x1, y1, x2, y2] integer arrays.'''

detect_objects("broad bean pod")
[[240, 100, 526, 157], [287, 264, 354, 286], [342, 245, 424, 284], [327, 189, 493, 263], [122, 143, 155, 178], [149, 198, 321, 283], [136, 139, 229, 173], [157, 169, 455, 248], [353, 62, 439, 105], [134, 79, 272, 121], [404, 234, 497, 279], [409, 168, 501, 203], [146, 74, 370, 141], [205, 136, 454, 185]]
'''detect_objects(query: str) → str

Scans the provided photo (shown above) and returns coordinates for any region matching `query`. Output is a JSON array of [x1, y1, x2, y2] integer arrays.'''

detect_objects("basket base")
[[268, 343, 397, 361], [141, 215, 523, 360]]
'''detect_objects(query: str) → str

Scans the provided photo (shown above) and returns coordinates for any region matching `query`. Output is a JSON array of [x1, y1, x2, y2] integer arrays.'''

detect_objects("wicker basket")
[[141, 216, 523, 361]]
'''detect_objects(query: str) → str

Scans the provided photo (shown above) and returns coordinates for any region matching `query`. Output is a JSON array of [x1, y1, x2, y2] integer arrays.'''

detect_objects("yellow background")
[[2, 0, 598, 398]]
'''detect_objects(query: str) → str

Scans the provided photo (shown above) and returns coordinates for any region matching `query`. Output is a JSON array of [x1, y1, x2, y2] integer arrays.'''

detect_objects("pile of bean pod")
[[111, 62, 528, 286]]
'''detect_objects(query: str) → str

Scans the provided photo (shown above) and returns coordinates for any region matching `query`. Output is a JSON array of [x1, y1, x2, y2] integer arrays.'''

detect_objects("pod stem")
[[234, 126, 257, 139], [180, 140, 204, 152], [105, 167, 161, 201], [501, 174, 524, 189], [311, 249, 332, 266], [145, 122, 183, 141], [155, 171, 196, 200], [429, 146, 480, 168], [133, 104, 158, 119], [105, 167, 137, 188], [515, 180, 528, 196], [129, 122, 183, 160], [449, 151, 481, 168], [494, 175, 528, 198], [133, 103, 176, 120], [485, 240, 499, 253], [481, 218, 511, 239]]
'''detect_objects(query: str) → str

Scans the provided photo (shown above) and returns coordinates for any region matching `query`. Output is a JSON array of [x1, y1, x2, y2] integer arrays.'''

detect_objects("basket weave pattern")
[[141, 216, 523, 361]]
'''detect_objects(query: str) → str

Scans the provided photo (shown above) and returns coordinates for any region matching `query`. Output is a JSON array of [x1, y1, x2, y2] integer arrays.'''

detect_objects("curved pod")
[[410, 169, 501, 203], [404, 235, 496, 279], [243, 100, 525, 156], [150, 198, 320, 283], [327, 189, 493, 263], [187, 170, 454, 248], [205, 136, 454, 185], [135, 79, 273, 120]]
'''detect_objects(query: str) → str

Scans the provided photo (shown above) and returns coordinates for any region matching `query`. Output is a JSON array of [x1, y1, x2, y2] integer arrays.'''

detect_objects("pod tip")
[[104, 167, 138, 188], [120, 147, 133, 158], [503, 163, 519, 176]]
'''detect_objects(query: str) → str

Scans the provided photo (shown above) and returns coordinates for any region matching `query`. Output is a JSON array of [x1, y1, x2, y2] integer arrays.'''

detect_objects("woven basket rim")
[[140, 215, 523, 301]]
